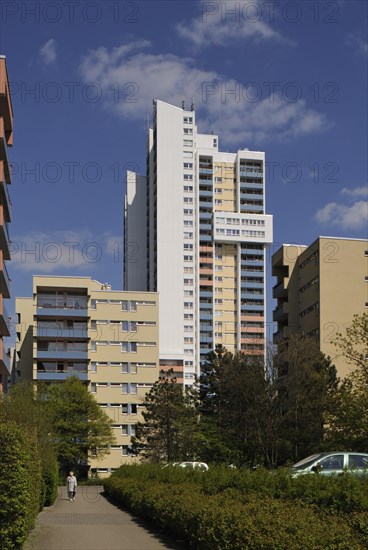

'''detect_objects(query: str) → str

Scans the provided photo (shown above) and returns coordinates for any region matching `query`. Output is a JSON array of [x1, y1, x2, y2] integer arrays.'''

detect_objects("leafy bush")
[[104, 465, 368, 549], [41, 456, 59, 507], [0, 423, 42, 550]]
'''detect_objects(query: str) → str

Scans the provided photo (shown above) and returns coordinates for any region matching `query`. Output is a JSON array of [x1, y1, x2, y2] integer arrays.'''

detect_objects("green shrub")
[[41, 456, 59, 507], [0, 423, 42, 550], [104, 464, 368, 548]]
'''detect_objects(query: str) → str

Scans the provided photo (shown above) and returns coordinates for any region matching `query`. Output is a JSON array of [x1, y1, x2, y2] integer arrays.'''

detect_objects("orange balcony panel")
[[241, 338, 264, 345], [200, 268, 213, 276], [199, 245, 213, 253], [0, 58, 14, 146], [241, 327, 264, 334], [242, 349, 264, 356], [241, 315, 264, 322]]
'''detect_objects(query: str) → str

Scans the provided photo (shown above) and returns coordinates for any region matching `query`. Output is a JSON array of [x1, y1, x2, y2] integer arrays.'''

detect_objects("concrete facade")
[[124, 100, 273, 385], [16, 276, 160, 476], [272, 237, 368, 377]]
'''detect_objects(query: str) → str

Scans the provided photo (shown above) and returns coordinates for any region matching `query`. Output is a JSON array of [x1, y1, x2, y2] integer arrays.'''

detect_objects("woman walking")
[[66, 471, 77, 502]]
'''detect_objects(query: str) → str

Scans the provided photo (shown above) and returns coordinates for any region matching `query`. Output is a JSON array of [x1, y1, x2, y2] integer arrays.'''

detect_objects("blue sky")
[[0, 0, 367, 339]]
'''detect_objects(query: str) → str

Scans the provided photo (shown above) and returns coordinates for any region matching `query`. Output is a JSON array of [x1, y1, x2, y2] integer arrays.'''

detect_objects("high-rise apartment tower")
[[0, 56, 13, 395], [124, 100, 273, 384]]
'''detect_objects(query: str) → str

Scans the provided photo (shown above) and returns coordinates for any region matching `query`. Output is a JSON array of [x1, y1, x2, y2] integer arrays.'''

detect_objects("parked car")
[[161, 461, 209, 471], [292, 452, 368, 477], [177, 461, 209, 471]]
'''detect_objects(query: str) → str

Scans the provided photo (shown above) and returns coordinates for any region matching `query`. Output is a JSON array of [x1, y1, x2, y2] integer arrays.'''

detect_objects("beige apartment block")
[[0, 56, 13, 395], [16, 276, 159, 477], [272, 237, 368, 378]]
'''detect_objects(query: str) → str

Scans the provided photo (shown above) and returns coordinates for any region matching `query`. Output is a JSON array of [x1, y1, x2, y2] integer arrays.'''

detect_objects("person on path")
[[66, 471, 77, 501]]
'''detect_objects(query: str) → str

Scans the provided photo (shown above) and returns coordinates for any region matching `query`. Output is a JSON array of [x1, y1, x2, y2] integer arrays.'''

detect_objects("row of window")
[[90, 299, 156, 311], [90, 382, 153, 394], [90, 362, 156, 373], [91, 341, 156, 352]]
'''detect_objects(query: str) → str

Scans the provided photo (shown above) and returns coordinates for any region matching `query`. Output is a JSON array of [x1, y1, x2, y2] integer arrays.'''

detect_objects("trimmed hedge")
[[104, 465, 368, 549], [0, 423, 42, 550]]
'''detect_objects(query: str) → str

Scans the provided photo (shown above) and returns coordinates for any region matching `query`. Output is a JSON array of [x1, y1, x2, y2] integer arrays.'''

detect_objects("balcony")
[[200, 190, 213, 198], [0, 339, 10, 373], [36, 327, 89, 339], [36, 370, 89, 382], [200, 311, 213, 320], [240, 182, 263, 190], [36, 306, 89, 318], [273, 303, 289, 322], [239, 169, 263, 178], [37, 350, 88, 361], [241, 193, 264, 201], [242, 248, 264, 256], [240, 204, 264, 213], [0, 161, 12, 221], [0, 206, 10, 260], [0, 300, 10, 337], [0, 250, 10, 298], [273, 280, 287, 299]]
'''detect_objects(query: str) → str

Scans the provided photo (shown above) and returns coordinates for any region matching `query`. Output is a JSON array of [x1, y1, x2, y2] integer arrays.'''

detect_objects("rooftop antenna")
[[191, 98, 195, 111], [182, 99, 185, 110]]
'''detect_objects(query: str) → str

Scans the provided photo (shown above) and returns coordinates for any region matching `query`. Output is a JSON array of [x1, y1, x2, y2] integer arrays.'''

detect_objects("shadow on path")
[[23, 486, 186, 550]]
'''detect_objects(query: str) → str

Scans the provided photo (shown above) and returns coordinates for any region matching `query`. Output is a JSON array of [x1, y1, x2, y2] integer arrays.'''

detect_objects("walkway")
[[23, 486, 183, 550]]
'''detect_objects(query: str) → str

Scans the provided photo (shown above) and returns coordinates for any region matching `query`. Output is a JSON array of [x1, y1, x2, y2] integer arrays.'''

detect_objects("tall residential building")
[[124, 99, 273, 384], [16, 276, 159, 476], [272, 237, 368, 378], [0, 56, 13, 396]]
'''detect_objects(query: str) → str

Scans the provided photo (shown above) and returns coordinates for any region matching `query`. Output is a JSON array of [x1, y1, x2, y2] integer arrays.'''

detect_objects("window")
[[183, 116, 193, 123], [184, 174, 193, 180], [121, 342, 137, 353], [184, 127, 193, 134], [122, 383, 128, 394], [184, 255, 193, 262], [319, 455, 344, 470], [184, 220, 193, 227], [183, 209, 193, 215], [90, 382, 96, 393], [183, 151, 193, 158], [348, 454, 368, 468], [184, 197, 193, 204], [184, 185, 193, 192], [184, 278, 193, 285], [183, 162, 193, 169], [184, 232, 193, 239], [130, 383, 137, 394], [183, 140, 193, 146], [122, 363, 129, 373], [184, 244, 193, 250]]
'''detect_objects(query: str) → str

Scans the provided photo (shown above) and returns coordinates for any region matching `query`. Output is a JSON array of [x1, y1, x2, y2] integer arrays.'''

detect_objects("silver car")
[[292, 452, 368, 477]]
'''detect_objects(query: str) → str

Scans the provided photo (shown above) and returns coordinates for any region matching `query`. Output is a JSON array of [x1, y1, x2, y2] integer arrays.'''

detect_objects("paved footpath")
[[23, 486, 183, 550]]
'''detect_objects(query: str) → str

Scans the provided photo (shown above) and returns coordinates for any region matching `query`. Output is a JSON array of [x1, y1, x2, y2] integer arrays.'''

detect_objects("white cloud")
[[315, 201, 368, 231], [340, 185, 368, 198], [79, 41, 328, 145], [346, 33, 368, 56], [176, 0, 291, 47], [10, 230, 118, 273], [39, 39, 57, 65]]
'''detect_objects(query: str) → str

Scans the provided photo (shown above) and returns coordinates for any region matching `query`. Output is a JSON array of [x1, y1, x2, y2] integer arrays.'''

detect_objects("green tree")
[[131, 371, 199, 462], [332, 313, 368, 375], [275, 334, 338, 463], [200, 346, 282, 467], [326, 313, 368, 450], [47, 376, 115, 475]]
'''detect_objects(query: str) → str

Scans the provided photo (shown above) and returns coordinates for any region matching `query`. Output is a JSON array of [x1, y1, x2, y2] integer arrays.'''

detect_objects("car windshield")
[[292, 454, 323, 470]]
